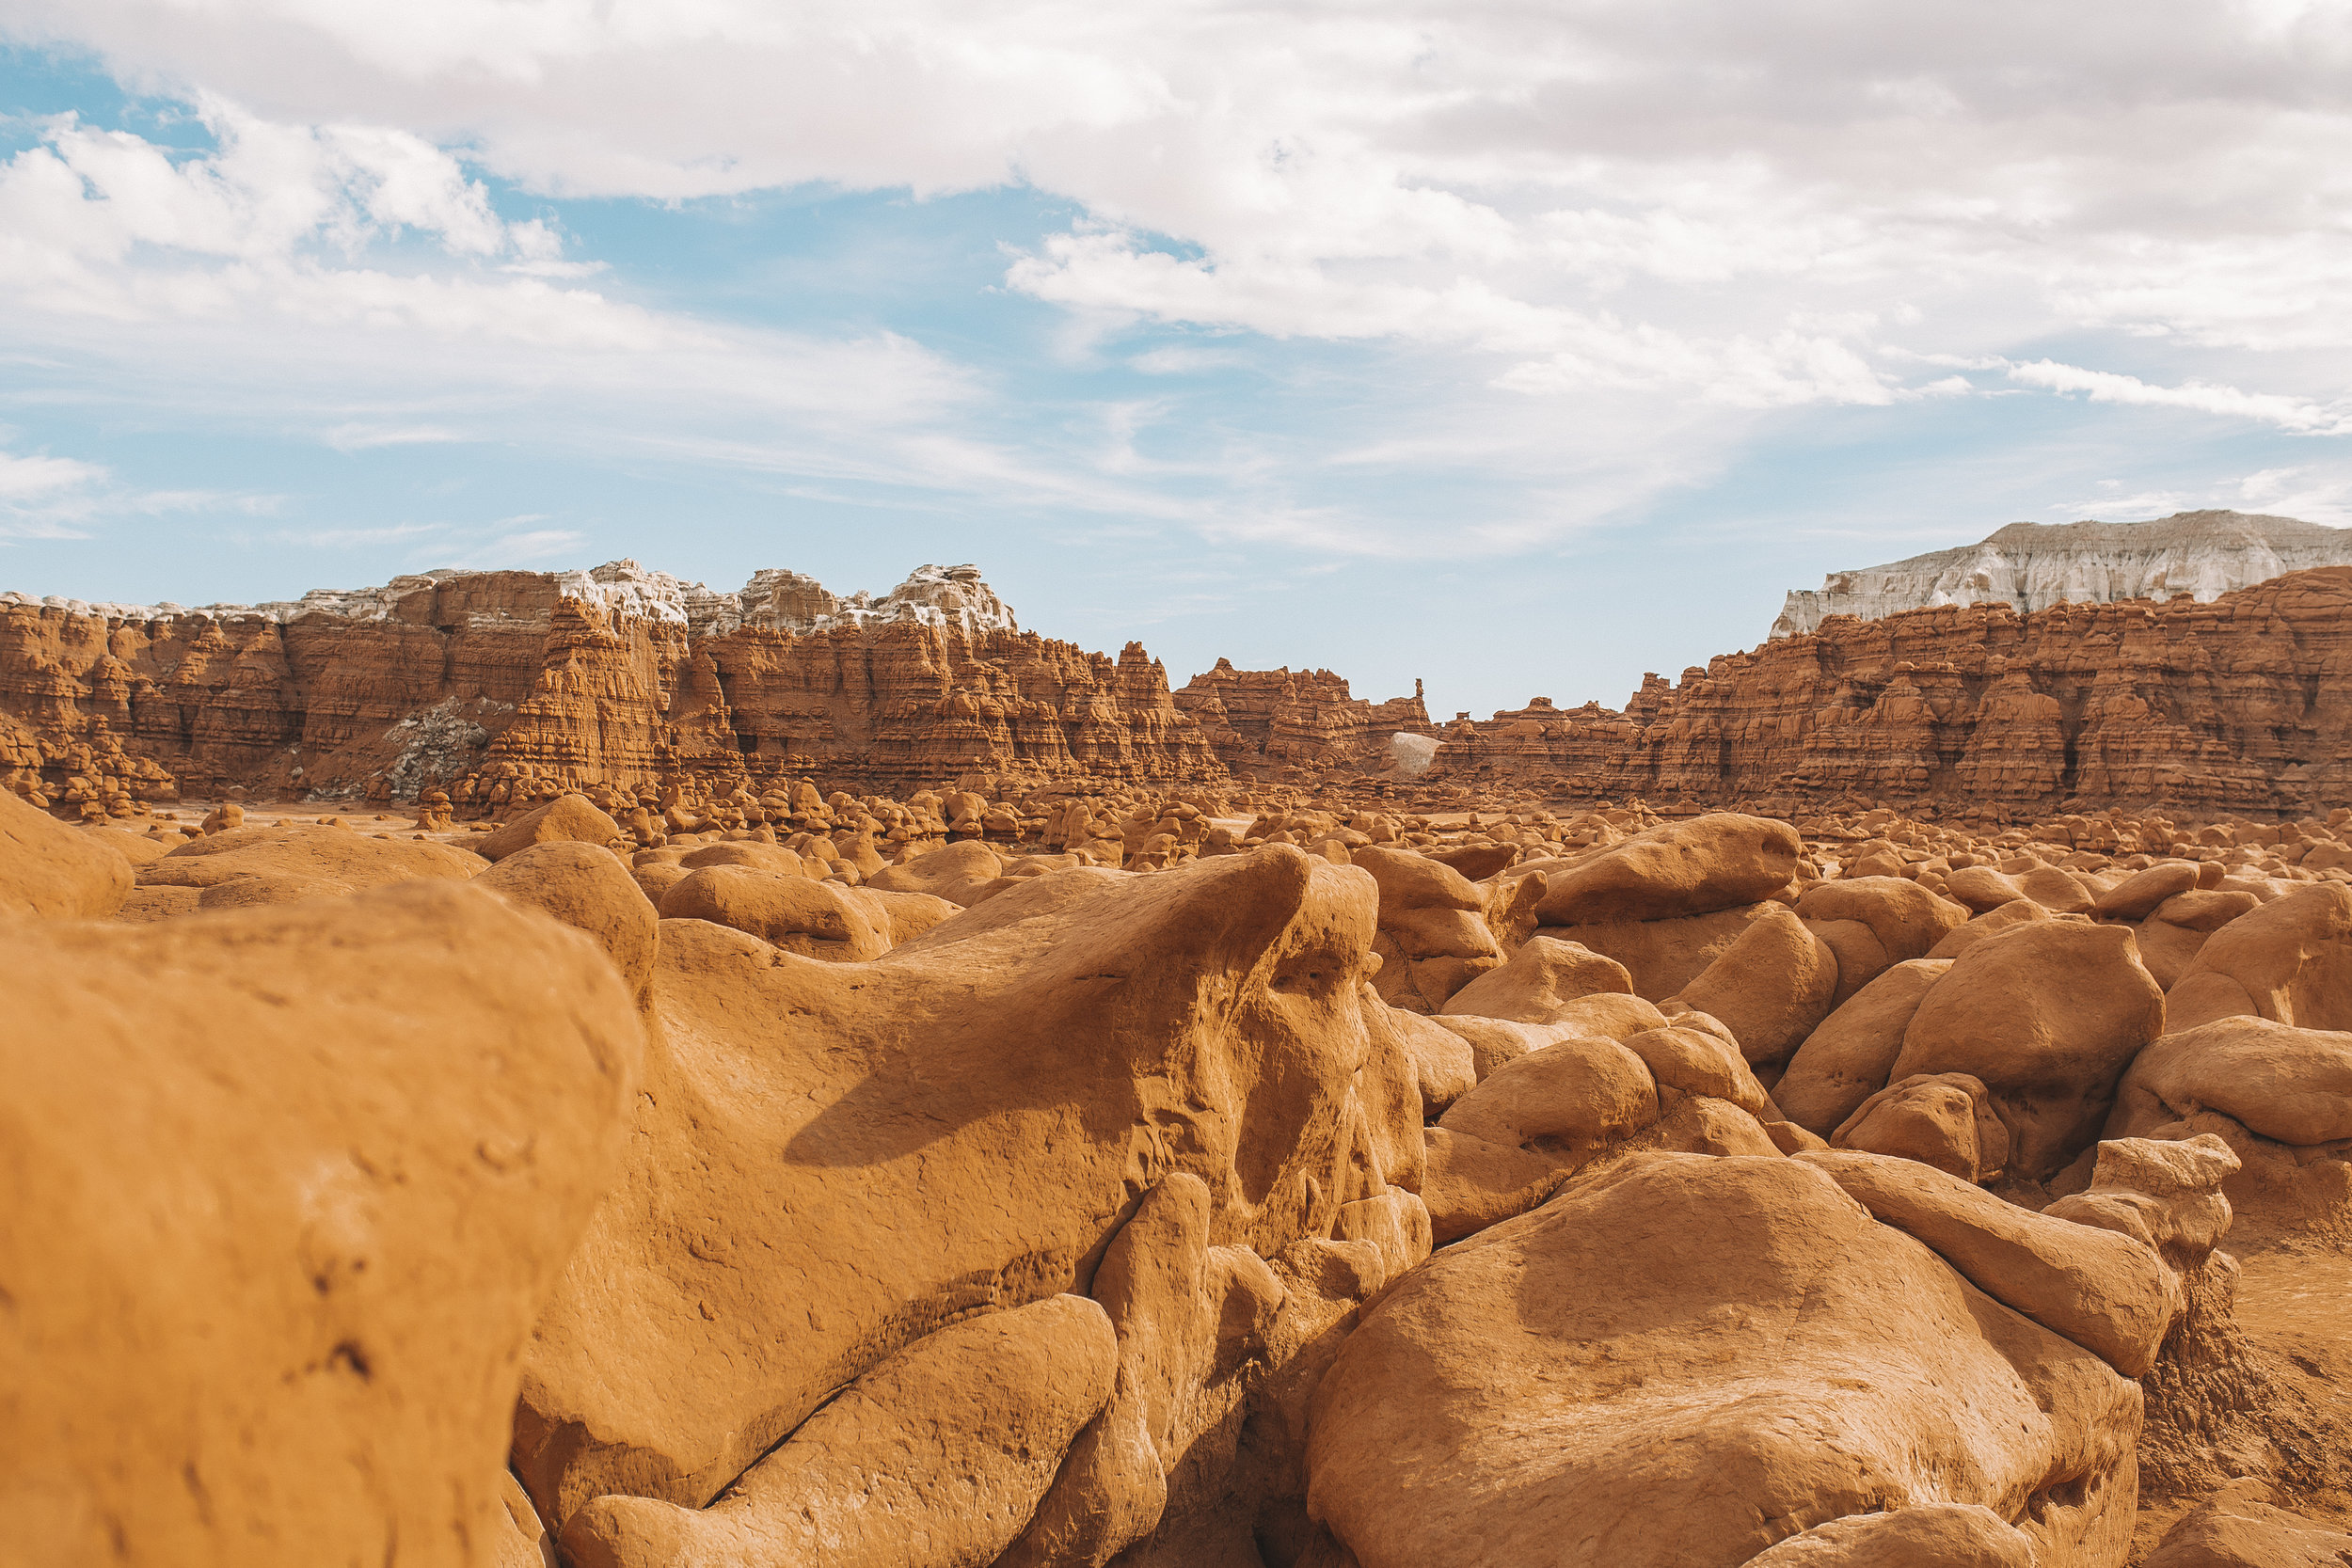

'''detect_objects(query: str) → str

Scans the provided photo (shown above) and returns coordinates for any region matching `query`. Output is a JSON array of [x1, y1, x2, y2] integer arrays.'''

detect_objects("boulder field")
[[8, 785, 2352, 1567]]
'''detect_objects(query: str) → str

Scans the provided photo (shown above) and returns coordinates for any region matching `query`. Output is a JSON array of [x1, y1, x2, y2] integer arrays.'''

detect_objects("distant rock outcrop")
[[1173, 660, 1432, 779], [1431, 565, 2352, 820], [0, 562, 1215, 814], [1772, 511, 2352, 639]]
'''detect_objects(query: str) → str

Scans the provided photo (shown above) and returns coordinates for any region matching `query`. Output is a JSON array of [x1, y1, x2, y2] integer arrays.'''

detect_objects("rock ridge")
[[1772, 511, 2352, 639]]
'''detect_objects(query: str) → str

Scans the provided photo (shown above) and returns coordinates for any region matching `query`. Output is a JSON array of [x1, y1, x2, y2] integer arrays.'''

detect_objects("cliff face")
[[1430, 565, 2352, 819], [1172, 659, 1432, 778], [1772, 511, 2352, 638], [0, 562, 1219, 813], [14, 556, 2352, 822]]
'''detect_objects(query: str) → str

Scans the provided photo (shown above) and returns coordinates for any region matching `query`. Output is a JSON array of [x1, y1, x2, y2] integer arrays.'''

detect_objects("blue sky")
[[4, 4, 2352, 715]]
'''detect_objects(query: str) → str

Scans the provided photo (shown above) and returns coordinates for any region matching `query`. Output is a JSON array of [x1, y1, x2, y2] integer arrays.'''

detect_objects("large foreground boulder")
[[2, 881, 645, 1567], [515, 844, 1418, 1537], [1304, 1153, 2140, 1568]]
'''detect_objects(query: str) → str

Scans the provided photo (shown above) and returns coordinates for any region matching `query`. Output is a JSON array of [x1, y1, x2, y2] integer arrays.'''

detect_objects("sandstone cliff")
[[1173, 658, 1432, 779], [1772, 511, 2352, 638], [1430, 565, 2352, 820], [0, 562, 1219, 813]]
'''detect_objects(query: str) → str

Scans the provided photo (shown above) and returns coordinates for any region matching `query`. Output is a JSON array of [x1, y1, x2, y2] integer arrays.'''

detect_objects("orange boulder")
[[2, 881, 644, 1568], [1, 785, 134, 919], [1889, 923, 2164, 1179]]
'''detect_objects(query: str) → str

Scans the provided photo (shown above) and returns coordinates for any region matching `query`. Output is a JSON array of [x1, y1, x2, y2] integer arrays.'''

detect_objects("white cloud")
[[0, 441, 279, 541], [2005, 359, 2352, 436], [0, 448, 104, 500], [321, 422, 465, 451], [439, 522, 582, 568], [3, 0, 2352, 562]]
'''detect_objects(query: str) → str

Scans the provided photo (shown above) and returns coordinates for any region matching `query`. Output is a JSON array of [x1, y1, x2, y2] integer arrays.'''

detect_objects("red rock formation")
[[1426, 566, 2352, 818], [1173, 658, 1431, 777], [0, 565, 1224, 812], [13, 560, 2352, 822]]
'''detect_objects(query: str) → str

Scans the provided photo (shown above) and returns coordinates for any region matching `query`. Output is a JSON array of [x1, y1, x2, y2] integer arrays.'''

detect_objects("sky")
[[3, 3, 2352, 717]]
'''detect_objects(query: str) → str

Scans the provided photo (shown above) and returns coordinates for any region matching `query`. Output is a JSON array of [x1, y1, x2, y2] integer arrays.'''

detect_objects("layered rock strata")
[[1428, 565, 2352, 820], [0, 561, 1216, 810], [14, 556, 2352, 827], [1173, 658, 1432, 777], [1772, 511, 2352, 639]]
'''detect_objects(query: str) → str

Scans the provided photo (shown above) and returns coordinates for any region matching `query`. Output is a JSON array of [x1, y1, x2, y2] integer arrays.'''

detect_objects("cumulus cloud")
[[3, 0, 2351, 561]]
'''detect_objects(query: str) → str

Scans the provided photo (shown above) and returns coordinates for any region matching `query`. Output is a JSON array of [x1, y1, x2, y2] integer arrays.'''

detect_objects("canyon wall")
[[0, 562, 1221, 812], [10, 554, 2352, 822], [1172, 658, 1433, 778], [1430, 564, 2352, 820], [1772, 510, 2352, 638]]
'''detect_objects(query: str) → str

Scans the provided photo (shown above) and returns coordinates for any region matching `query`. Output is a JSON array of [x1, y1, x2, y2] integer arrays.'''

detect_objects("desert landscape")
[[9, 515, 2352, 1567]]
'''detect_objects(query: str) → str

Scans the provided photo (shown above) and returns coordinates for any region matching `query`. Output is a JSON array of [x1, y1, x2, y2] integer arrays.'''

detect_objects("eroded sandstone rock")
[[3, 881, 644, 1568], [514, 845, 1409, 1531], [1306, 1153, 2141, 1568]]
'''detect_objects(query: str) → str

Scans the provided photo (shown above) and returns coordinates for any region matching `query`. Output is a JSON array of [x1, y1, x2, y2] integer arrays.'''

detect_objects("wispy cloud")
[[2006, 359, 2352, 436], [0, 442, 278, 541], [322, 422, 467, 451]]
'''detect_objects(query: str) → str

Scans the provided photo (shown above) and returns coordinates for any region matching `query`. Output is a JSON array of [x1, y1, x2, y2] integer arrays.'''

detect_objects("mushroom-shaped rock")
[[1889, 922, 2165, 1180], [479, 794, 626, 862], [1831, 1072, 2008, 1184], [1, 786, 135, 918], [1304, 1152, 2140, 1568], [1532, 813, 1800, 926], [1438, 934, 1630, 1024], [3, 881, 644, 1568], [2042, 1134, 2239, 1272]]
